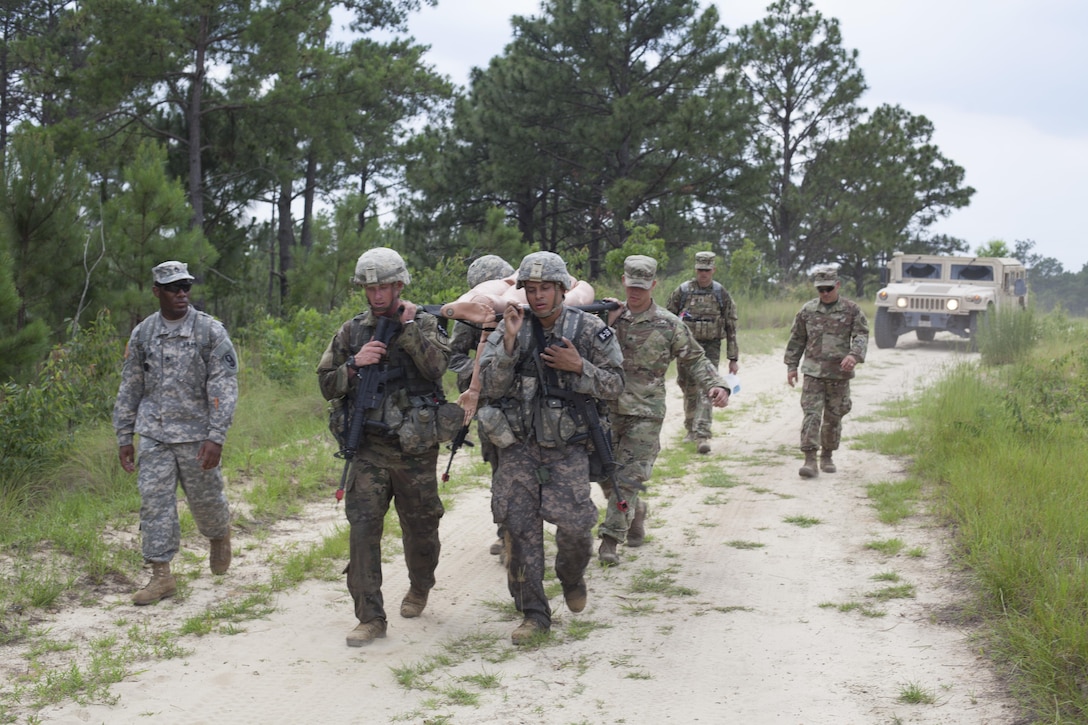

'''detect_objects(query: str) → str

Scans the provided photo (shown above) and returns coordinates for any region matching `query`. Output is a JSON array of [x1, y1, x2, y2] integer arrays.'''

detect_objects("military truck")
[[873, 253, 1028, 349]]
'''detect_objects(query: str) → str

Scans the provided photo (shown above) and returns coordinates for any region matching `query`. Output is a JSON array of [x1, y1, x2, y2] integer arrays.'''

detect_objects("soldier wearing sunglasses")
[[784, 267, 869, 478], [113, 260, 239, 605]]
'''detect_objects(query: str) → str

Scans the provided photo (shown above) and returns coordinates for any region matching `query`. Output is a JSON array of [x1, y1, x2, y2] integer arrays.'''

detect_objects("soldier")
[[448, 254, 514, 558], [597, 255, 731, 565], [666, 251, 739, 454], [784, 266, 869, 478], [113, 260, 239, 606], [317, 247, 456, 647], [476, 251, 624, 644]]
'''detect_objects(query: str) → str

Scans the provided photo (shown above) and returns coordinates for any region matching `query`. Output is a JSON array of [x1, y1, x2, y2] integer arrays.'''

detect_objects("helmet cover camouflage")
[[467, 255, 514, 288], [515, 251, 571, 290], [353, 247, 410, 286]]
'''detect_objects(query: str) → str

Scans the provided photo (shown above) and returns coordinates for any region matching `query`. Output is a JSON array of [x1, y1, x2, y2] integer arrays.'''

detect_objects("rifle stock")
[[440, 424, 475, 482]]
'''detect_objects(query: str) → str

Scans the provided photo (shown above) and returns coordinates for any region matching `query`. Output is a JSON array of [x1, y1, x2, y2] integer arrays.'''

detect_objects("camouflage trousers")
[[343, 448, 444, 624], [136, 437, 231, 563], [492, 440, 596, 628], [799, 375, 853, 452], [678, 338, 721, 438], [597, 414, 661, 543]]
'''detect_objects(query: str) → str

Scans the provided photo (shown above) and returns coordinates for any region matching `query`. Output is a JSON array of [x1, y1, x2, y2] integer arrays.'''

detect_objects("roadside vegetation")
[[869, 306, 1088, 723]]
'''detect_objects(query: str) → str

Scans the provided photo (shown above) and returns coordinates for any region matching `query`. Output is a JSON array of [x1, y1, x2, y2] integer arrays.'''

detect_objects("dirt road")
[[33, 336, 1022, 725]]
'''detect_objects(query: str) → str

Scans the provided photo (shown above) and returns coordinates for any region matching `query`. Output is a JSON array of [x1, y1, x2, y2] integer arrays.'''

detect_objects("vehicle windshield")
[[903, 263, 941, 279], [952, 264, 994, 282]]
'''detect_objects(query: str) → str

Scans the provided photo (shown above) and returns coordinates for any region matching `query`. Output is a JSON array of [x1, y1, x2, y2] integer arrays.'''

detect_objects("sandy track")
[[24, 336, 1023, 725]]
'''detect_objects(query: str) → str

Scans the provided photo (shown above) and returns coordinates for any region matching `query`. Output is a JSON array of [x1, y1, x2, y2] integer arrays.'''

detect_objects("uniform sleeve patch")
[[597, 327, 614, 343]]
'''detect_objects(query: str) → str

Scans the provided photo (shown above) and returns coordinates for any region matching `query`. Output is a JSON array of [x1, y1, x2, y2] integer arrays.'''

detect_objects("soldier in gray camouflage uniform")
[[476, 251, 624, 644], [448, 255, 515, 558], [784, 266, 869, 478], [113, 261, 239, 606], [317, 247, 456, 647], [666, 251, 739, 454], [596, 253, 731, 566], [597, 255, 730, 565]]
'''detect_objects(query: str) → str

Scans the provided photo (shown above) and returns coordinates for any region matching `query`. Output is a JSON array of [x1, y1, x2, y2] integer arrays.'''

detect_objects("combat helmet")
[[467, 255, 514, 288], [515, 251, 571, 290], [353, 247, 411, 286]]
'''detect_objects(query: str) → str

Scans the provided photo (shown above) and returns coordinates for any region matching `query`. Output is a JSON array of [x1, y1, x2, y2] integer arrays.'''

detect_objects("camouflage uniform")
[[599, 299, 726, 542], [448, 320, 497, 469], [666, 253, 739, 440], [477, 303, 624, 630], [113, 306, 238, 563], [783, 275, 869, 454], [317, 307, 451, 627]]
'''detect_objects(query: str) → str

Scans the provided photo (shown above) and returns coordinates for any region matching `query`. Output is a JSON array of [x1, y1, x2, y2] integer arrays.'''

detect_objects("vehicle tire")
[[874, 307, 899, 349], [915, 328, 936, 342]]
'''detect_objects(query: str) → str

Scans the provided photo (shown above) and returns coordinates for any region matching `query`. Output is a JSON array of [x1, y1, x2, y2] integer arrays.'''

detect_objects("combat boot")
[[598, 535, 620, 566], [132, 562, 177, 606], [209, 531, 231, 575], [489, 538, 503, 556], [798, 450, 819, 479], [563, 578, 587, 613], [697, 437, 711, 454], [400, 586, 429, 618], [346, 619, 387, 647], [626, 501, 649, 548], [511, 617, 548, 645], [820, 450, 837, 473]]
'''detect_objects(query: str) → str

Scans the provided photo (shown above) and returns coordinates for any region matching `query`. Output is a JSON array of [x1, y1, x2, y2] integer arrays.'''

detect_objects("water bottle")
[[724, 373, 740, 395]]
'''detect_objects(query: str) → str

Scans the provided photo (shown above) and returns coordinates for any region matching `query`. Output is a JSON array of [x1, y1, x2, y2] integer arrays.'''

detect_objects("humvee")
[[873, 253, 1027, 349]]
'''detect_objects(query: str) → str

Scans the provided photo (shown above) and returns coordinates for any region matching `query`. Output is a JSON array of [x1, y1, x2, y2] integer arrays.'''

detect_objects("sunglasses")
[[159, 282, 192, 294], [816, 286, 835, 294]]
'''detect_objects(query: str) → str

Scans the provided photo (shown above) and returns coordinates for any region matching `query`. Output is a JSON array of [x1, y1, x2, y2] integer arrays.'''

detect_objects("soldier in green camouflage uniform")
[[113, 261, 239, 606], [597, 255, 730, 565], [476, 251, 624, 644], [317, 248, 455, 647], [448, 255, 514, 557], [666, 251, 739, 453], [783, 266, 869, 478]]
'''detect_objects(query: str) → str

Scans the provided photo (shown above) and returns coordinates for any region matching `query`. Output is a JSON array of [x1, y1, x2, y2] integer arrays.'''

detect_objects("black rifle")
[[529, 315, 634, 512], [334, 313, 402, 502], [440, 423, 475, 482]]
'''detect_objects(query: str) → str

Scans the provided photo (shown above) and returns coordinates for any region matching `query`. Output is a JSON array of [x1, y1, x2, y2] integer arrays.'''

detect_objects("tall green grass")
[[899, 318, 1088, 722]]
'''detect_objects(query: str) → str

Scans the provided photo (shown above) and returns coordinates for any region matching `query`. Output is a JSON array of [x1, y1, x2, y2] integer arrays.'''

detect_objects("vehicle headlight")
[[967, 294, 982, 304], [895, 297, 908, 309], [946, 299, 959, 311], [877, 290, 888, 301]]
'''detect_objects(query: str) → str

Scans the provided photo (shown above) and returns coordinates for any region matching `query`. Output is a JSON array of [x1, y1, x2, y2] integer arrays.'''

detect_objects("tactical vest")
[[678, 280, 726, 341]]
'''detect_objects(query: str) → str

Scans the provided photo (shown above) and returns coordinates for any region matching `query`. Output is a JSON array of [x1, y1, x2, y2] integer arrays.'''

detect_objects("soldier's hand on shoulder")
[[399, 301, 417, 324]]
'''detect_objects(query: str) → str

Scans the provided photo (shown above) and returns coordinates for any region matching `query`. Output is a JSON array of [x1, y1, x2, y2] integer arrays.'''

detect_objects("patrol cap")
[[153, 261, 195, 285], [623, 255, 657, 289], [467, 255, 514, 288], [694, 251, 716, 270], [812, 266, 840, 287]]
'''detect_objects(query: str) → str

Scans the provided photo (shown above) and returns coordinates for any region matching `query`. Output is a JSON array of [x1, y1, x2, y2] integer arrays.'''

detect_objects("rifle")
[[529, 315, 635, 513], [333, 313, 403, 502], [440, 423, 475, 482]]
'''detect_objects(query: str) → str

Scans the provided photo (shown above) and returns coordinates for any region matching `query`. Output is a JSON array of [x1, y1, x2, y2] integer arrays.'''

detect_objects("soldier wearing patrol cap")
[[596, 255, 730, 565], [666, 251, 740, 453], [113, 260, 239, 606], [317, 247, 455, 647], [784, 266, 869, 478], [476, 251, 624, 644]]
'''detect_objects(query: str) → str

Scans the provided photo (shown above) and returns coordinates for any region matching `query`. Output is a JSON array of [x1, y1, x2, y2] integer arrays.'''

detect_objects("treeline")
[[0, 0, 1072, 386]]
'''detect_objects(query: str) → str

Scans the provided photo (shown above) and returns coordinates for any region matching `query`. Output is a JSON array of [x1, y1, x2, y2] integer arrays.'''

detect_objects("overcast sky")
[[383, 0, 1088, 271]]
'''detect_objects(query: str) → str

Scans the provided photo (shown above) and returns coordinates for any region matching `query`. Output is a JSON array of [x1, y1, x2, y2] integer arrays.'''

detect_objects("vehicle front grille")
[[906, 297, 947, 311]]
